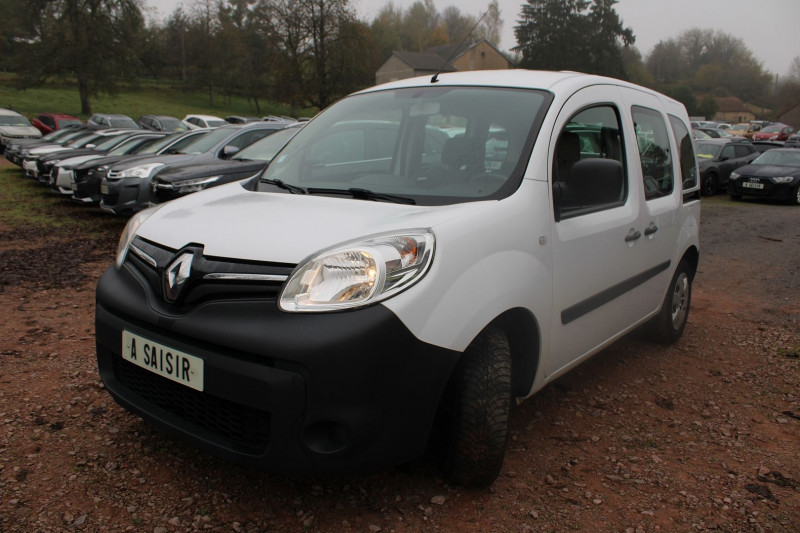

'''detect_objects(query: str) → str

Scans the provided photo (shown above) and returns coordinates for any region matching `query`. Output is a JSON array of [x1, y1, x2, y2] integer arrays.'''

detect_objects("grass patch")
[[0, 75, 311, 121], [0, 165, 125, 236]]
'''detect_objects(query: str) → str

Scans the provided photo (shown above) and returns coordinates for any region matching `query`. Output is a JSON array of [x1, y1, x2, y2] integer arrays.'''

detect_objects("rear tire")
[[701, 173, 717, 197], [792, 185, 800, 206], [646, 259, 692, 345], [442, 327, 511, 487]]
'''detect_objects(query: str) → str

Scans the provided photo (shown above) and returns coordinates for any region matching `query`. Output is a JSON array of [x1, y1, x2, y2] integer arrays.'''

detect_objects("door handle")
[[624, 228, 642, 242], [644, 222, 659, 236]]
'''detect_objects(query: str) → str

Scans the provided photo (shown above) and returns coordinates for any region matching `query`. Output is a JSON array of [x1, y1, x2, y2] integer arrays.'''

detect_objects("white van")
[[96, 70, 700, 487]]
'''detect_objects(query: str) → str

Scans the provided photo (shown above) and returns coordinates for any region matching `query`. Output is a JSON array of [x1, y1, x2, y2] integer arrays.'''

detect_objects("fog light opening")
[[302, 420, 350, 454]]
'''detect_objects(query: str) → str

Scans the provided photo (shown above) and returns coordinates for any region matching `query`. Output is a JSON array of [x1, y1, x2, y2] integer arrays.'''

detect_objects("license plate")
[[742, 182, 763, 189], [121, 330, 204, 391], [101, 184, 109, 194], [71, 183, 77, 191]]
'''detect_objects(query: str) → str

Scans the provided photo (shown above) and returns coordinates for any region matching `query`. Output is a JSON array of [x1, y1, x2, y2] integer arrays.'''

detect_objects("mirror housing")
[[222, 145, 240, 158]]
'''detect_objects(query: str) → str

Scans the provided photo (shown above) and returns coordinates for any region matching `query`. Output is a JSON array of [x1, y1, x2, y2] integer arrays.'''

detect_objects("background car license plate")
[[742, 182, 763, 189], [121, 330, 204, 391], [101, 184, 109, 194]]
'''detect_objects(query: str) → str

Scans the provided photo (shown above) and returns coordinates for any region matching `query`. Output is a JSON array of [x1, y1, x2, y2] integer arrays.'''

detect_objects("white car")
[[181, 114, 227, 130], [96, 70, 701, 487], [0, 108, 42, 149]]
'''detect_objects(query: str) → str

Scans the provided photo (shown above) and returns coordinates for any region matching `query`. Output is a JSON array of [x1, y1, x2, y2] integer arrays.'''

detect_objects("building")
[[776, 100, 800, 129], [375, 39, 510, 86], [714, 96, 755, 124]]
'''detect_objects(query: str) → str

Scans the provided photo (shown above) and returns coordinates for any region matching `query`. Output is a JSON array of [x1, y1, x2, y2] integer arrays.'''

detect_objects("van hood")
[[138, 181, 493, 264]]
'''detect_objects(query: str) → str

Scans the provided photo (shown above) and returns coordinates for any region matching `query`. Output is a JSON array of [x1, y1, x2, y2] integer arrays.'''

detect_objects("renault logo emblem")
[[164, 252, 193, 302]]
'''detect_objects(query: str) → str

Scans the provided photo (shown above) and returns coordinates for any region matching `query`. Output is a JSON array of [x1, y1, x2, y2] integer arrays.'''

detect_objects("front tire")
[[701, 173, 717, 197], [442, 327, 511, 487], [646, 259, 692, 345]]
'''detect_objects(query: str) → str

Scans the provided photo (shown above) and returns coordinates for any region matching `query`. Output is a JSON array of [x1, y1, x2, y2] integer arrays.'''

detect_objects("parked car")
[[87, 113, 140, 129], [728, 148, 800, 204], [695, 127, 743, 139], [4, 124, 86, 165], [49, 131, 169, 195], [37, 130, 157, 185], [137, 115, 188, 132], [0, 108, 42, 149], [71, 130, 210, 206], [150, 123, 302, 203], [694, 138, 759, 195], [691, 129, 711, 139], [95, 70, 700, 487], [224, 116, 261, 124], [785, 131, 800, 148], [20, 128, 112, 177], [729, 123, 761, 139], [32, 113, 81, 135], [181, 114, 227, 130], [751, 123, 795, 142], [100, 122, 287, 215]]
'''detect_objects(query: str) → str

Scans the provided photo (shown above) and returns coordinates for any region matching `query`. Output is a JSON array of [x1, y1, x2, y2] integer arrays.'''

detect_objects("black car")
[[137, 115, 188, 132], [150, 124, 302, 203], [728, 148, 800, 205], [87, 113, 139, 129], [694, 138, 759, 196], [784, 132, 800, 148], [100, 122, 287, 215], [71, 130, 210, 206]]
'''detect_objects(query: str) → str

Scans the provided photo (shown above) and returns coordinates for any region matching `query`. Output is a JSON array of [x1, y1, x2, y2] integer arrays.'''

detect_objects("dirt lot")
[[1, 158, 799, 533]]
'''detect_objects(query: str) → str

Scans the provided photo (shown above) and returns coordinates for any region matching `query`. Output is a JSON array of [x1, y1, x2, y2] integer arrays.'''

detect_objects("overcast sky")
[[147, 0, 800, 76]]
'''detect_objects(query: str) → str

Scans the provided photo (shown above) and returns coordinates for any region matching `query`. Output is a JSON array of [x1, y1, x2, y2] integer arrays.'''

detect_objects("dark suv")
[[694, 139, 759, 196]]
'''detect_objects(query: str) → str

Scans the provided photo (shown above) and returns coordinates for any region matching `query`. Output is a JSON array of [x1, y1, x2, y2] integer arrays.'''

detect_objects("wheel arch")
[[681, 245, 699, 282], [487, 308, 541, 399]]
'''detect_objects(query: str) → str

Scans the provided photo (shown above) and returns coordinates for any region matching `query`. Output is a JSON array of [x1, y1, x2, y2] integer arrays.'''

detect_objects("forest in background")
[[0, 0, 798, 119]]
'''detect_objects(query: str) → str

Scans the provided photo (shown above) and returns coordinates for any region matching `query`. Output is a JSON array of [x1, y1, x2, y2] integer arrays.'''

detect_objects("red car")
[[751, 123, 795, 142], [31, 113, 82, 135]]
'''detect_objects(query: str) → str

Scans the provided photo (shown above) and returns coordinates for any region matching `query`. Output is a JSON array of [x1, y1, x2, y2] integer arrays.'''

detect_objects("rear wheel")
[[441, 327, 511, 487], [701, 173, 717, 197], [646, 259, 692, 345], [792, 185, 800, 206]]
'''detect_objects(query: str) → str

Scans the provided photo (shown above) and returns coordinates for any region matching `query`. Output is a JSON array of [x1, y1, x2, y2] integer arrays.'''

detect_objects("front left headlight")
[[173, 175, 221, 194], [730, 172, 741, 180], [279, 230, 435, 312], [118, 162, 164, 179]]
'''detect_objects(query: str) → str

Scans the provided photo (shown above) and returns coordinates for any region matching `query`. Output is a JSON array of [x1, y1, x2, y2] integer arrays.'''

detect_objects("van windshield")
[[256, 86, 549, 205]]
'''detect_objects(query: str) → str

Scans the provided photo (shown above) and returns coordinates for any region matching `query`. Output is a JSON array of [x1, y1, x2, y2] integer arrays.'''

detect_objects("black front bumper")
[[95, 263, 460, 475], [100, 177, 150, 215], [729, 178, 799, 201]]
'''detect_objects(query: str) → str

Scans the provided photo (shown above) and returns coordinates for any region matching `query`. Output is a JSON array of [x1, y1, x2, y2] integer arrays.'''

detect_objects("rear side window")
[[632, 106, 674, 199], [734, 144, 754, 158], [667, 115, 698, 192], [552, 105, 626, 220]]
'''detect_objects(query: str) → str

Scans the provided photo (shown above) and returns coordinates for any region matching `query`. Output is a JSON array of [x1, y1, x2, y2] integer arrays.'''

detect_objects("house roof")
[[393, 51, 457, 72], [715, 96, 748, 113]]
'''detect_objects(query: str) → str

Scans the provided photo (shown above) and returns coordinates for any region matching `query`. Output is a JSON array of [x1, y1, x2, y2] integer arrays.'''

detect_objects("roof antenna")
[[431, 9, 489, 84]]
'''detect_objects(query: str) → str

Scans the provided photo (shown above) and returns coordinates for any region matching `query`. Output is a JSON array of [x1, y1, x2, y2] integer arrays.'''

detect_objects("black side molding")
[[561, 261, 671, 325]]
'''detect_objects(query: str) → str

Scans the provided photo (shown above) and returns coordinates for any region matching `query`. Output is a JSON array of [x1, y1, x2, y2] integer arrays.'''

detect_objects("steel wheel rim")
[[671, 273, 689, 329]]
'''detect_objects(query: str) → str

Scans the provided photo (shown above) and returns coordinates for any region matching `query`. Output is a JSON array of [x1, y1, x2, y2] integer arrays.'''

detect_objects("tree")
[[513, 0, 633, 77], [697, 94, 718, 120], [664, 85, 697, 116], [15, 0, 145, 115]]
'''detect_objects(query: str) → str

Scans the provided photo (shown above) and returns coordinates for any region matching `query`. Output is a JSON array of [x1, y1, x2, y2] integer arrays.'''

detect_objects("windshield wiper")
[[307, 187, 416, 205], [258, 177, 307, 194]]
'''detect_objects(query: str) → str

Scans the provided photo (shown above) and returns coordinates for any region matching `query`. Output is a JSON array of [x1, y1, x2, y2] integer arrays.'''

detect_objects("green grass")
[[0, 74, 309, 121], [0, 165, 124, 236]]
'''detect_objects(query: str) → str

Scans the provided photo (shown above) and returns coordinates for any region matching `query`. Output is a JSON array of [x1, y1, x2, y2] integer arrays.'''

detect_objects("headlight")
[[115, 204, 166, 269], [279, 230, 435, 312], [173, 175, 221, 194], [730, 172, 740, 180], [771, 176, 794, 183], [118, 162, 164, 179]]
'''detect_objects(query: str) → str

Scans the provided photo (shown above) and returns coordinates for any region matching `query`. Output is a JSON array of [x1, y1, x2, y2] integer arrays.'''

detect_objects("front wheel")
[[701, 173, 717, 197], [646, 259, 693, 345], [441, 327, 511, 487]]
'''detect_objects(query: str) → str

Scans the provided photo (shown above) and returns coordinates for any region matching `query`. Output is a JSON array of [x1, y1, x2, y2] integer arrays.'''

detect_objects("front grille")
[[114, 356, 271, 454]]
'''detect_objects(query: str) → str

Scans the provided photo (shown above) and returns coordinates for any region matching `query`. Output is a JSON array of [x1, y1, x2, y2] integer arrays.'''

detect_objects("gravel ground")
[[1, 160, 799, 532]]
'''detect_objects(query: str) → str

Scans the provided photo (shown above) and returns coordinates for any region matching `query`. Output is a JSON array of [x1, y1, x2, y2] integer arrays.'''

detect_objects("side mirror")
[[719, 155, 729, 161], [85, 144, 96, 149], [554, 158, 624, 221], [221, 145, 240, 158]]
